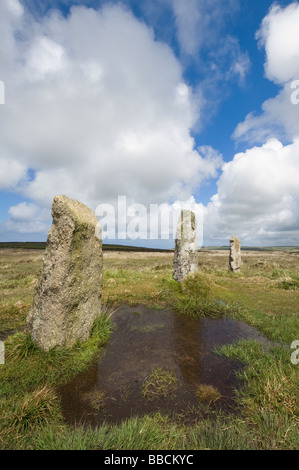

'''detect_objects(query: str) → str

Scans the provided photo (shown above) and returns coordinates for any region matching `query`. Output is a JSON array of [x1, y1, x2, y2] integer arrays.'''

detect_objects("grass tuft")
[[5, 332, 39, 362], [10, 386, 59, 432], [162, 273, 230, 318], [142, 368, 178, 401], [195, 384, 222, 405]]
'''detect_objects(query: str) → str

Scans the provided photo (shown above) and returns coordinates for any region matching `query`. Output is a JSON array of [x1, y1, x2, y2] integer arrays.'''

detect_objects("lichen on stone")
[[27, 195, 103, 351]]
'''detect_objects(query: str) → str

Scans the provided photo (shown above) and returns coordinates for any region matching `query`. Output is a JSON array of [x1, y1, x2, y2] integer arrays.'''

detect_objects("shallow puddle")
[[58, 305, 267, 426]]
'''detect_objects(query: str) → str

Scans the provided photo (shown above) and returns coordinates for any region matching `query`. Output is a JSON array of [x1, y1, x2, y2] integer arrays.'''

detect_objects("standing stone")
[[0, 340, 4, 365], [229, 235, 241, 272], [173, 210, 198, 282], [27, 195, 103, 351]]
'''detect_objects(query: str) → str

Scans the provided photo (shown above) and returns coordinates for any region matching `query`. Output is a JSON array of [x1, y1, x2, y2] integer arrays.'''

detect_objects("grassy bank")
[[0, 248, 298, 449]]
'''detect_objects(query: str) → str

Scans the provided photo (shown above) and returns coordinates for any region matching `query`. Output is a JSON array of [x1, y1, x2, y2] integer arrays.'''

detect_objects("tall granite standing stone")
[[27, 195, 103, 351], [173, 210, 198, 282], [229, 235, 241, 272]]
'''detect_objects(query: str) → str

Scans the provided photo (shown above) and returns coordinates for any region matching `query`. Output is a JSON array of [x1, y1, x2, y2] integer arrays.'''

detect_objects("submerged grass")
[[0, 248, 299, 449], [142, 368, 178, 401]]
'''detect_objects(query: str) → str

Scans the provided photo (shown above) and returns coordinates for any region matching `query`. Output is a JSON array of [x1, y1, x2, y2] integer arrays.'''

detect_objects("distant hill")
[[0, 242, 47, 250], [0, 242, 172, 252], [0, 242, 298, 252], [201, 246, 299, 252]]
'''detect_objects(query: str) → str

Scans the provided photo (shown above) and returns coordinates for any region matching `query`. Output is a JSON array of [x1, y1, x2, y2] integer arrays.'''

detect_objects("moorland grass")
[[0, 248, 298, 450]]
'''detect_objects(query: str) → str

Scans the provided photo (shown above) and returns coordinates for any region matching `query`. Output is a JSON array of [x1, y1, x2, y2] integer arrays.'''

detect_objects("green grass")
[[0, 247, 298, 450], [142, 368, 179, 401], [9, 386, 60, 432], [216, 340, 299, 449], [161, 273, 232, 318], [4, 411, 261, 450], [0, 310, 114, 448]]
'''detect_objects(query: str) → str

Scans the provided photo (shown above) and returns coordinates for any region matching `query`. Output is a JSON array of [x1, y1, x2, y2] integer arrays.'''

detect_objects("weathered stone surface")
[[0, 340, 4, 365], [229, 235, 241, 272], [173, 210, 198, 282], [27, 195, 103, 351]]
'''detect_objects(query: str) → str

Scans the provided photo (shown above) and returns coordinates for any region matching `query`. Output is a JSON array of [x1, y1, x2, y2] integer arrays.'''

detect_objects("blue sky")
[[0, 0, 299, 246]]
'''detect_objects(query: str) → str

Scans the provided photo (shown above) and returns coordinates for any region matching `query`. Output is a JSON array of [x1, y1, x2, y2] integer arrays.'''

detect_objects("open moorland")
[[0, 246, 298, 450]]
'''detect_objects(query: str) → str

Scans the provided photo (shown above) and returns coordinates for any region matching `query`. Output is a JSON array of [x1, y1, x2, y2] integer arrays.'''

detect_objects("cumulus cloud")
[[256, 3, 299, 84], [3, 201, 50, 234], [8, 202, 44, 221], [220, 3, 299, 246], [233, 83, 299, 144], [0, 156, 27, 190], [2, 0, 298, 247], [205, 139, 299, 245], [233, 2, 299, 144], [0, 0, 223, 237]]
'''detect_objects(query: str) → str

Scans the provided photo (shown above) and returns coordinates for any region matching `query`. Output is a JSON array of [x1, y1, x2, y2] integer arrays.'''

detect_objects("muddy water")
[[58, 305, 267, 426]]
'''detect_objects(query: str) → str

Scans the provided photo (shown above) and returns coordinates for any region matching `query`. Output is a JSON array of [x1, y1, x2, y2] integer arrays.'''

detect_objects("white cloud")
[[171, 0, 240, 57], [0, 156, 27, 190], [3, 217, 49, 235], [8, 202, 44, 221], [26, 36, 66, 80], [256, 3, 299, 84], [233, 82, 299, 144], [3, 201, 50, 234], [171, 0, 202, 56], [205, 138, 299, 245], [216, 36, 251, 85], [0, 0, 223, 228], [228, 49, 251, 84], [3, 0, 298, 248], [234, 3, 299, 145], [208, 3, 299, 246]]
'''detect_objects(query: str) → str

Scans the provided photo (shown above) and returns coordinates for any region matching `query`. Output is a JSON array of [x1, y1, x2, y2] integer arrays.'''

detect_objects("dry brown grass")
[[195, 384, 222, 405]]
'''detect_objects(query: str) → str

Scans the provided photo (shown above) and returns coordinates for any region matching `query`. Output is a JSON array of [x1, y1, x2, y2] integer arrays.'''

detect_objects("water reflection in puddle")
[[58, 305, 267, 426]]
